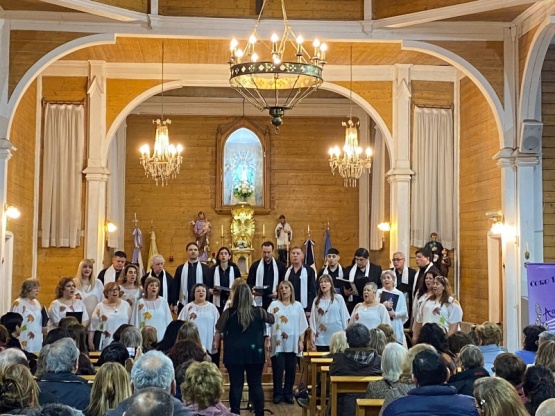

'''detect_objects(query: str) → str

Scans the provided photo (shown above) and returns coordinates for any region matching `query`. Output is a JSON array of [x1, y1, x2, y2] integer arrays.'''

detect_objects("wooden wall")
[[542, 46, 555, 262], [519, 24, 540, 89], [373, 0, 473, 19], [124, 114, 362, 276], [459, 77, 501, 324], [7, 81, 37, 302]]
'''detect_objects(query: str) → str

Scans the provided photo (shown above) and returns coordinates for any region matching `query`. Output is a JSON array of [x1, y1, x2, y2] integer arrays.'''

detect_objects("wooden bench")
[[300, 352, 330, 416], [316, 365, 329, 416], [329, 375, 382, 416], [356, 398, 384, 416], [309, 358, 332, 416]]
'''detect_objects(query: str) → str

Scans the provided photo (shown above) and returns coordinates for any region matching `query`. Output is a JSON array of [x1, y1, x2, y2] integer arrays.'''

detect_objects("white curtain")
[[410, 106, 455, 249], [370, 126, 385, 251], [107, 123, 126, 250], [41, 104, 85, 248]]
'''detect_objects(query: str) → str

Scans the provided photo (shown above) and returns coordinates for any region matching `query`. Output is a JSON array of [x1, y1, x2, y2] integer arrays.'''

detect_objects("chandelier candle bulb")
[[263, 224, 265, 235]]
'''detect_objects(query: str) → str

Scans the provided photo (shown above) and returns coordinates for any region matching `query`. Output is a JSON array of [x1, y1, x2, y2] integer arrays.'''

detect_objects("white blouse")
[[178, 302, 220, 353], [11, 298, 43, 353], [350, 302, 391, 330], [416, 296, 463, 333], [268, 300, 308, 356], [133, 297, 172, 342], [74, 278, 104, 321], [90, 301, 132, 349], [120, 286, 142, 308], [309, 296, 349, 347], [47, 298, 90, 331]]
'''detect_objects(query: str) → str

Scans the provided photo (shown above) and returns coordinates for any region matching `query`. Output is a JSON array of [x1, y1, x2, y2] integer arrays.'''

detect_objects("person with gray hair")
[[536, 398, 555, 416], [0, 347, 27, 370], [123, 387, 173, 416], [37, 338, 91, 411], [141, 254, 174, 306], [28, 403, 85, 416], [106, 351, 191, 416], [366, 343, 408, 399], [538, 330, 555, 346], [448, 344, 489, 396]]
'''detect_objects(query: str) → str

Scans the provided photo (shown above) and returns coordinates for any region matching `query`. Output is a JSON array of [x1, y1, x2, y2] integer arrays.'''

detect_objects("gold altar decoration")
[[230, 203, 255, 275]]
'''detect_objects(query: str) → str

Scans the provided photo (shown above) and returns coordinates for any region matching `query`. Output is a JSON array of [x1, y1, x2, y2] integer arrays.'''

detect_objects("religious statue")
[[230, 203, 255, 274], [275, 214, 292, 265], [193, 211, 210, 262], [424, 232, 444, 269]]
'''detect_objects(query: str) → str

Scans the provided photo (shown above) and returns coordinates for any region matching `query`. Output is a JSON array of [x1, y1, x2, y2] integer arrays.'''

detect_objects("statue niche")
[[230, 203, 255, 275]]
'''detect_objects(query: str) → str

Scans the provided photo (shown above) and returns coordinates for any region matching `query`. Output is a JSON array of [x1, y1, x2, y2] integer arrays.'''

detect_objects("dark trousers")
[[226, 362, 265, 416], [278, 248, 288, 265], [271, 352, 297, 400]]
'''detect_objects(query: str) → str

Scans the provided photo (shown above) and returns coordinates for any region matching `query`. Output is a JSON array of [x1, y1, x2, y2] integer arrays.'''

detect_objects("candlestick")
[[221, 224, 224, 236], [262, 224, 265, 236], [308, 224, 310, 233]]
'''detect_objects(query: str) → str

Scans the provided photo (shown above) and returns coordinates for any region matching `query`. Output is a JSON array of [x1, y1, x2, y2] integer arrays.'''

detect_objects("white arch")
[[6, 33, 116, 137], [519, 17, 555, 123], [321, 82, 394, 165], [402, 40, 505, 148]]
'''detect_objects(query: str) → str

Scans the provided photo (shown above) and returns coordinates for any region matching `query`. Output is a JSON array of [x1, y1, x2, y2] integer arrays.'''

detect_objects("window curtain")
[[410, 106, 455, 248], [41, 104, 85, 248], [107, 123, 126, 250], [370, 126, 385, 250]]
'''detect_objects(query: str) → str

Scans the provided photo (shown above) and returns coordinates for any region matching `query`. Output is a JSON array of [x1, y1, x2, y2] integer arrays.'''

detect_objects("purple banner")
[[527, 263, 555, 330]]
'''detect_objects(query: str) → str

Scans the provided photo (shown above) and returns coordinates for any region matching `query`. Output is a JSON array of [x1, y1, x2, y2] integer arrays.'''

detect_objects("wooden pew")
[[309, 358, 333, 416], [300, 352, 330, 416], [356, 398, 384, 416], [329, 375, 382, 416], [316, 365, 329, 416]]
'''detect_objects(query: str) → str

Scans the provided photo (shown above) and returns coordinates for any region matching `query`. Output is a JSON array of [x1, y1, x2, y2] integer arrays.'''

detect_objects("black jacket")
[[448, 367, 489, 396], [37, 372, 91, 411]]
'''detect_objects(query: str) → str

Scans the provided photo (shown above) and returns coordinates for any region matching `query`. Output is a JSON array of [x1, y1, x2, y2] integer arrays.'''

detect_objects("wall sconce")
[[106, 221, 117, 233], [486, 210, 504, 235], [377, 222, 390, 232], [5, 205, 20, 220]]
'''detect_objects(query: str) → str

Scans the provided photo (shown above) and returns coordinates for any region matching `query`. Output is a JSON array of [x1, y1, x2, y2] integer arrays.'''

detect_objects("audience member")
[[448, 331, 474, 356], [493, 353, 527, 404], [328, 331, 348, 354], [43, 328, 71, 346], [523, 365, 555, 415], [0, 364, 40, 415], [0, 312, 24, 349], [113, 324, 133, 344], [37, 338, 91, 411], [417, 323, 457, 375], [174, 360, 196, 402], [536, 398, 555, 416], [123, 387, 173, 416], [535, 340, 555, 373], [330, 323, 381, 415], [448, 345, 489, 396], [58, 316, 80, 330], [538, 331, 555, 347], [28, 403, 85, 416], [120, 326, 143, 361], [475, 322, 505, 372], [383, 350, 478, 416], [377, 324, 398, 345], [473, 377, 529, 416], [97, 342, 130, 367], [182, 361, 236, 416], [366, 343, 407, 399], [34, 344, 51, 379], [68, 323, 95, 375], [141, 326, 158, 353], [167, 340, 207, 369], [106, 350, 190, 416], [0, 324, 9, 351], [515, 325, 545, 365], [368, 328, 387, 355], [157, 320, 185, 354], [86, 362, 131, 416]]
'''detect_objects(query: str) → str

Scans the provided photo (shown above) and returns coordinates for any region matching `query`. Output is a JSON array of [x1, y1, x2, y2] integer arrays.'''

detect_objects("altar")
[[230, 203, 255, 275]]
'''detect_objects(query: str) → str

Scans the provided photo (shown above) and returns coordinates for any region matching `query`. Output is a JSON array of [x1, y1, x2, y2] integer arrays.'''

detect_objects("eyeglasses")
[[392, 258, 404, 261]]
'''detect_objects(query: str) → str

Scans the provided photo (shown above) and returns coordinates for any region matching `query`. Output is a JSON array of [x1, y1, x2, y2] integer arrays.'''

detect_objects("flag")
[[148, 229, 159, 264], [304, 238, 318, 275], [132, 226, 145, 276], [323, 227, 332, 261]]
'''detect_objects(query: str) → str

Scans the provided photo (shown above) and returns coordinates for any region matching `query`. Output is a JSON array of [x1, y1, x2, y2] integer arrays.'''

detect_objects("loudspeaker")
[[519, 120, 542, 154]]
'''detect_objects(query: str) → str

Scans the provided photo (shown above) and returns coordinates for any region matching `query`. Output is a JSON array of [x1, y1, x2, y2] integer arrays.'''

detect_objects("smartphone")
[[126, 347, 136, 358]]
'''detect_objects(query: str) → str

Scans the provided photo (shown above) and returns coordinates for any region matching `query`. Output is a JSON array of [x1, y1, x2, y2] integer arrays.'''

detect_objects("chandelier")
[[139, 43, 183, 186], [228, 0, 328, 130], [328, 47, 372, 188]]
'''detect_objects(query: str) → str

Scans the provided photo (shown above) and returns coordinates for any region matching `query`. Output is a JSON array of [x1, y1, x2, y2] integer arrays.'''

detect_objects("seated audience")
[[536, 398, 555, 416], [380, 343, 437, 415], [182, 361, 236, 415], [112, 324, 133, 344], [1, 312, 24, 349], [493, 353, 527, 404], [106, 350, 190, 416], [37, 338, 91, 411], [175, 322, 211, 362], [515, 325, 545, 365], [535, 340, 555, 373], [330, 323, 381, 415], [0, 324, 9, 351], [34, 344, 52, 379], [168, 340, 208, 369], [448, 331, 474, 356], [538, 331, 555, 347], [368, 328, 387, 356], [0, 363, 40, 415], [156, 320, 185, 354], [123, 387, 173, 416], [28, 403, 85, 416], [383, 350, 478, 416], [523, 365, 555, 415], [120, 327, 143, 360], [58, 316, 80, 330], [417, 323, 457, 375], [328, 331, 348, 354], [43, 328, 71, 346], [68, 323, 95, 375], [174, 360, 196, 402], [475, 322, 505, 372], [141, 326, 158, 353], [86, 362, 131, 416], [473, 377, 529, 416], [97, 342, 130, 367], [366, 343, 407, 399], [377, 324, 398, 345], [448, 345, 489, 396]]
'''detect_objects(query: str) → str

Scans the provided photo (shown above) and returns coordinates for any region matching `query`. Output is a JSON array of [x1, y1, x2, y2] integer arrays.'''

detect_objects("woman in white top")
[[414, 275, 463, 340], [134, 276, 172, 342], [310, 275, 349, 352], [411, 269, 439, 337], [350, 282, 391, 330], [88, 281, 132, 350], [178, 284, 220, 357], [11, 278, 44, 353], [376, 270, 408, 346], [268, 280, 308, 403], [118, 264, 142, 308], [48, 277, 90, 331], [74, 258, 104, 321]]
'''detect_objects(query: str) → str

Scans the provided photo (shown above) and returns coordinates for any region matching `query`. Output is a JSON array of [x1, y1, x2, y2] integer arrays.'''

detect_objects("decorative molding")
[[514, 0, 555, 37], [40, 0, 148, 22]]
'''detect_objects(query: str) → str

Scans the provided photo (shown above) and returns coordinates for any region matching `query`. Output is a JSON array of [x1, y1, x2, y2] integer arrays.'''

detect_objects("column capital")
[[386, 167, 414, 183], [83, 166, 109, 182], [0, 138, 15, 154], [512, 150, 539, 168]]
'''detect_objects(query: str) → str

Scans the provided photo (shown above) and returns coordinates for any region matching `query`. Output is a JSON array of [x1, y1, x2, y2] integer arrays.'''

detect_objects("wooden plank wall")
[[6, 81, 37, 302], [542, 46, 555, 261], [519, 24, 541, 93], [94, 0, 148, 13], [124, 115, 361, 276], [459, 77, 501, 324], [373, 0, 473, 19], [35, 76, 88, 306]]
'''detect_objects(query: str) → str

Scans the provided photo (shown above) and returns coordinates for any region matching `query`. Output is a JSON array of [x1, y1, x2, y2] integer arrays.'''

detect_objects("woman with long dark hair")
[[210, 247, 241, 313], [215, 283, 274, 416]]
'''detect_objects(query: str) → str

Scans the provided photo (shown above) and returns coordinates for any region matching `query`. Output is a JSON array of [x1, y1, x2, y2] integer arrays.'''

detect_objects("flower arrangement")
[[233, 180, 255, 198]]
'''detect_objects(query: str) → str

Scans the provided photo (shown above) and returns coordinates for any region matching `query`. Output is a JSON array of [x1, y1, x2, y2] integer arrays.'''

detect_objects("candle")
[[221, 224, 224, 236], [262, 224, 265, 236], [308, 224, 310, 233], [526, 242, 529, 252]]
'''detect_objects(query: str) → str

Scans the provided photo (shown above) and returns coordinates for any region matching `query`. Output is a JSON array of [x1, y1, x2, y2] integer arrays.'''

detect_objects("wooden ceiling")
[[442, 3, 535, 22], [0, 0, 80, 13]]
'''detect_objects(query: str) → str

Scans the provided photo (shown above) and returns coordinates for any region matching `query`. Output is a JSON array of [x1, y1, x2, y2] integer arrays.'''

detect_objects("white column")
[[0, 138, 14, 291], [358, 111, 370, 249], [0, 19, 11, 141], [388, 64, 414, 258], [363, 0, 373, 21], [84, 61, 108, 269]]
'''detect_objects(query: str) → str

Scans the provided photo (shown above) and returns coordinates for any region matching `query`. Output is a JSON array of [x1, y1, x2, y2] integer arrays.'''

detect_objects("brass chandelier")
[[139, 43, 183, 186], [228, 0, 328, 130]]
